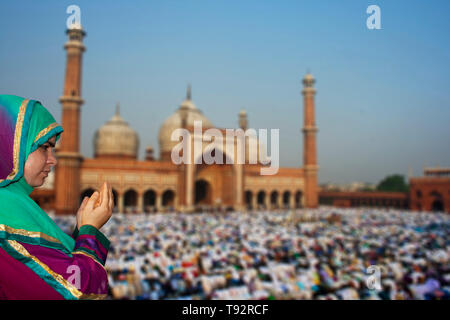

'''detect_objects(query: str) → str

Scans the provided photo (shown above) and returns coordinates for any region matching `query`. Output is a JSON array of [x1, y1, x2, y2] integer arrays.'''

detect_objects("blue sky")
[[1, 0, 449, 184]]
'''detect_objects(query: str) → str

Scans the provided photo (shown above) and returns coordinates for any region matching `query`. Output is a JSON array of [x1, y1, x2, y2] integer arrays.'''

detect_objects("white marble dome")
[[158, 87, 213, 156], [94, 104, 139, 159]]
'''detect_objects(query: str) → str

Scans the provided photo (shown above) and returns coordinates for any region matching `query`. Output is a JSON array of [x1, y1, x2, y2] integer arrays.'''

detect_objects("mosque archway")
[[257, 191, 266, 209], [283, 191, 291, 209], [195, 148, 234, 209], [124, 189, 138, 213], [295, 191, 303, 208], [162, 190, 175, 210], [432, 200, 444, 212], [270, 191, 279, 209], [144, 189, 157, 212], [430, 191, 444, 212], [245, 191, 253, 210], [195, 179, 212, 207]]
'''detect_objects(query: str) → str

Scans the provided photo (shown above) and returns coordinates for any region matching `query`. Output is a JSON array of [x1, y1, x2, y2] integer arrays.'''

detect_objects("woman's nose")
[[48, 149, 58, 166]]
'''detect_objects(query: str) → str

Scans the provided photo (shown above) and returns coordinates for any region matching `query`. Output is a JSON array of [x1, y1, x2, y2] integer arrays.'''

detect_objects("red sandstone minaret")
[[54, 24, 86, 214], [302, 72, 319, 208]]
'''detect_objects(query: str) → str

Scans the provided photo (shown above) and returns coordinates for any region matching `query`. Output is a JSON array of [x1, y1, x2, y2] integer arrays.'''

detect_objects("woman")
[[0, 94, 113, 299]]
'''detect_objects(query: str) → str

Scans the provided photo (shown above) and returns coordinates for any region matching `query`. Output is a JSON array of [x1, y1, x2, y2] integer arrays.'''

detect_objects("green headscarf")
[[0, 95, 75, 253]]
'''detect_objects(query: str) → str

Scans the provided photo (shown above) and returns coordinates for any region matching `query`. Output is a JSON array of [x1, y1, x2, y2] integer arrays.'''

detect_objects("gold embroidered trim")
[[34, 122, 59, 143], [6, 99, 28, 180], [0, 224, 61, 244], [73, 250, 106, 269], [7, 240, 106, 300]]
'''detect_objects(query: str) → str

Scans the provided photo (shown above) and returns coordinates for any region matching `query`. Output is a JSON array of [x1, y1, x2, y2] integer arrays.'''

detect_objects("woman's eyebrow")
[[46, 141, 56, 147]]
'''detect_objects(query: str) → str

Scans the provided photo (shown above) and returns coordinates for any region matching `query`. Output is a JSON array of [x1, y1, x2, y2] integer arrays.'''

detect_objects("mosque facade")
[[409, 168, 450, 213], [33, 25, 319, 214]]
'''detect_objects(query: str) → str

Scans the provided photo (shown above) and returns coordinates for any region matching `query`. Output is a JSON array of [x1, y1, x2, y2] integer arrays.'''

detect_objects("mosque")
[[31, 24, 450, 214], [31, 24, 319, 214]]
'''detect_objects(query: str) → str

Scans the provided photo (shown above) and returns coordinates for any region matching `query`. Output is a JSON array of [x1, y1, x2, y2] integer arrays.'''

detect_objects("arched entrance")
[[432, 200, 443, 212], [295, 191, 303, 208], [245, 191, 253, 210], [430, 191, 444, 212], [195, 148, 234, 210], [162, 189, 175, 211], [124, 189, 138, 213], [144, 189, 157, 213], [257, 191, 266, 209], [195, 179, 212, 207], [283, 191, 291, 209], [270, 191, 279, 209]]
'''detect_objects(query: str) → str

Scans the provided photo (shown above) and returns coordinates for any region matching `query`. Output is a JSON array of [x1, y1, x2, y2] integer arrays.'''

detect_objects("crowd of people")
[[53, 208, 450, 300]]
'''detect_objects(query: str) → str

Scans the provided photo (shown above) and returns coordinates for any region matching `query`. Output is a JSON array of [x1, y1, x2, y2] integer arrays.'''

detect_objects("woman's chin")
[[31, 177, 46, 188], [39, 176, 47, 186]]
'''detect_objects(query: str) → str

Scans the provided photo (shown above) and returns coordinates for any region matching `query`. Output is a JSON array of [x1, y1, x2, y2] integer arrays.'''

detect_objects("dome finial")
[[239, 109, 248, 130], [186, 83, 192, 100], [115, 102, 120, 116], [303, 71, 315, 87]]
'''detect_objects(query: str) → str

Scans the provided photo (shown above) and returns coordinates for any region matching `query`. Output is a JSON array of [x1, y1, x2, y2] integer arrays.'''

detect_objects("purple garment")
[[0, 103, 16, 179], [0, 246, 63, 300], [22, 242, 109, 295], [0, 225, 110, 299], [74, 234, 108, 262]]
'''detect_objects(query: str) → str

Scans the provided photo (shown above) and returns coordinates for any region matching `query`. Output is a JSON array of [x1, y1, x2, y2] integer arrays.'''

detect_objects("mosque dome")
[[94, 103, 139, 159], [158, 86, 213, 158]]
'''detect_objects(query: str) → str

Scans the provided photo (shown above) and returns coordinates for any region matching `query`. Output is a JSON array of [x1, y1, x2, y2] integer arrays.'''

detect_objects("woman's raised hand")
[[78, 182, 114, 230]]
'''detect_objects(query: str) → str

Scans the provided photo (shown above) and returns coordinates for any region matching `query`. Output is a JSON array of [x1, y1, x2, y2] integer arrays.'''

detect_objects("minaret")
[[54, 24, 86, 214], [302, 72, 319, 208]]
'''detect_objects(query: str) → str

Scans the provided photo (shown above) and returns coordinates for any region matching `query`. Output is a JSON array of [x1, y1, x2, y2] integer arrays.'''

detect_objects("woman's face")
[[24, 136, 57, 187]]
